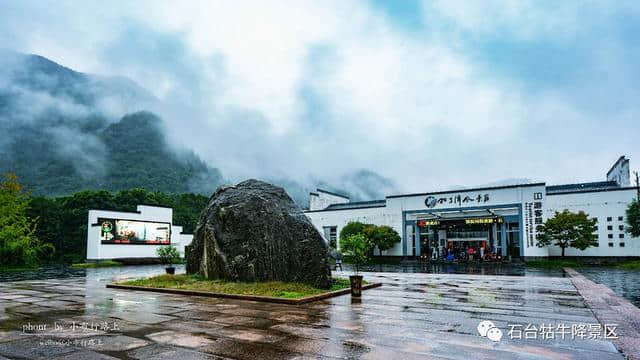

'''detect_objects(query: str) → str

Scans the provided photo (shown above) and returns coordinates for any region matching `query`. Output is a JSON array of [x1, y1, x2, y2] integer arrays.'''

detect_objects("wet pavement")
[[566, 268, 640, 360], [0, 268, 627, 359], [340, 262, 565, 277], [577, 267, 640, 308]]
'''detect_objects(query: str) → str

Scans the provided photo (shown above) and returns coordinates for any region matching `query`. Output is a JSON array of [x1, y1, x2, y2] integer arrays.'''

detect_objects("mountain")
[[0, 51, 223, 196], [0, 51, 395, 205]]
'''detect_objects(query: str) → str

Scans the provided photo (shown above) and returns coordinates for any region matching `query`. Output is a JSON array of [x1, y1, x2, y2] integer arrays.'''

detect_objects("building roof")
[[316, 188, 350, 199], [305, 199, 386, 212], [545, 181, 620, 194], [385, 182, 546, 199]]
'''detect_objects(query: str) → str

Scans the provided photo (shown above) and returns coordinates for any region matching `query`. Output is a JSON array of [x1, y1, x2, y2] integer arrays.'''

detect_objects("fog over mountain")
[[0, 51, 397, 204]]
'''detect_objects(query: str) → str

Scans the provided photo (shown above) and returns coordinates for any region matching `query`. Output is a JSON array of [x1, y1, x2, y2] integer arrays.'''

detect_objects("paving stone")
[[50, 349, 119, 359], [109, 311, 176, 325], [198, 337, 299, 359], [0, 337, 77, 359], [85, 335, 150, 351], [127, 344, 225, 359], [146, 330, 215, 348]]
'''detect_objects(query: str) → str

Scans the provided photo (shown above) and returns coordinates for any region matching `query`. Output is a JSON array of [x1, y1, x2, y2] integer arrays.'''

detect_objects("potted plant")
[[340, 233, 370, 297], [157, 245, 181, 274]]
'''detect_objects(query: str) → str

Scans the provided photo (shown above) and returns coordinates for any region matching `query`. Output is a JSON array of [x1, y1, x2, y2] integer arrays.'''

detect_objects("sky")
[[0, 0, 638, 195]]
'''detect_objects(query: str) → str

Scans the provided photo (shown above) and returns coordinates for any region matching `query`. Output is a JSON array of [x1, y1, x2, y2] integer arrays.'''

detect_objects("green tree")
[[339, 221, 371, 250], [340, 233, 371, 274], [536, 210, 598, 257], [626, 200, 640, 237], [0, 173, 54, 267], [364, 225, 401, 256]]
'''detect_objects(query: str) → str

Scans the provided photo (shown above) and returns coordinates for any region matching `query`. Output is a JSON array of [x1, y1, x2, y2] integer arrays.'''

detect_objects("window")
[[323, 226, 337, 249], [608, 234, 613, 239], [608, 242, 614, 247], [619, 225, 624, 231], [591, 217, 598, 222], [607, 217, 612, 222], [607, 225, 613, 231], [594, 226, 598, 231], [619, 234, 624, 239], [593, 241, 599, 247], [618, 216, 624, 221], [534, 192, 543, 200], [620, 242, 625, 247]]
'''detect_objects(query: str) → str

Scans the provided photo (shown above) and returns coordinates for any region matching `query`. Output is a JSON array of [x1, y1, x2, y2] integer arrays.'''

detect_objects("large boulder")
[[186, 179, 332, 289]]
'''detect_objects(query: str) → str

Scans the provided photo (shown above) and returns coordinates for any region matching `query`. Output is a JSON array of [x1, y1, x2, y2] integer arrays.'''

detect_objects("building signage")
[[417, 219, 440, 227], [465, 217, 503, 225], [525, 201, 544, 247], [425, 193, 490, 208]]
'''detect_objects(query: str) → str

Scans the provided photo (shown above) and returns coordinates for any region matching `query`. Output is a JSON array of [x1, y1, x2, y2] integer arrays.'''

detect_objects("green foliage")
[[626, 200, 640, 237], [526, 259, 582, 269], [120, 274, 354, 299], [0, 174, 54, 267], [339, 221, 371, 246], [364, 225, 401, 255], [2, 110, 223, 198], [617, 260, 640, 270], [339, 221, 399, 256], [536, 210, 598, 257], [340, 233, 372, 274], [157, 245, 181, 265], [71, 260, 122, 268]]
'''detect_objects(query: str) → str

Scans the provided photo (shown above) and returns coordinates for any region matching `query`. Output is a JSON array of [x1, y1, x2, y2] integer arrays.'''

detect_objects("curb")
[[106, 282, 382, 305]]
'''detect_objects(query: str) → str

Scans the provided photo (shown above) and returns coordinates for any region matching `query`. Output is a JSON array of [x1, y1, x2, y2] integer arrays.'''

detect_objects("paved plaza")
[[0, 270, 629, 359]]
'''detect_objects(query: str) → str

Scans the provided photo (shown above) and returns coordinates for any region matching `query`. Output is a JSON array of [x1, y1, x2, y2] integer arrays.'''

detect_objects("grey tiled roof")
[[546, 181, 619, 194], [324, 200, 386, 210]]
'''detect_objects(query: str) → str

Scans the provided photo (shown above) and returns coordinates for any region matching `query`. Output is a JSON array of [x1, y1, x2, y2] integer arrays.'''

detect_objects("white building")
[[305, 156, 639, 259], [86, 204, 193, 261]]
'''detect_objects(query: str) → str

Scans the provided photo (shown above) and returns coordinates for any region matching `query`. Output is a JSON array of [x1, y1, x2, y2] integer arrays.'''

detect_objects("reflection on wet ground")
[[341, 262, 565, 277], [0, 268, 624, 359], [0, 265, 186, 283], [578, 267, 640, 307]]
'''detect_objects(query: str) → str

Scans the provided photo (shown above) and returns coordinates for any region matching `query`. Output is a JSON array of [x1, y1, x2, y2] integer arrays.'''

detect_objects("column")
[[500, 222, 507, 257]]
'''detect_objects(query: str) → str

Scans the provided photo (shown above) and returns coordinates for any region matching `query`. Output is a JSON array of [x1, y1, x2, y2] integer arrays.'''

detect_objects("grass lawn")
[[616, 260, 640, 270], [71, 260, 122, 268], [118, 274, 354, 299], [0, 265, 39, 272], [525, 259, 583, 269]]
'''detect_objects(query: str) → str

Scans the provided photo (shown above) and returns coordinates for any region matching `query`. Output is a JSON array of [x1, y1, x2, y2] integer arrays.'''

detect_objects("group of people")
[[426, 245, 502, 262]]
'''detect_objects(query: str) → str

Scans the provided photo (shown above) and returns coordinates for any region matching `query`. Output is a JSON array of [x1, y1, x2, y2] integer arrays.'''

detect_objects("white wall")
[[385, 184, 549, 257], [309, 190, 350, 211], [546, 188, 638, 257], [305, 184, 552, 257], [606, 156, 630, 186], [86, 205, 193, 260], [304, 205, 405, 255]]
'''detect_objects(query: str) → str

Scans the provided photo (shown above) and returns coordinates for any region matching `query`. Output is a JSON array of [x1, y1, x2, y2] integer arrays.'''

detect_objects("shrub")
[[157, 245, 181, 266]]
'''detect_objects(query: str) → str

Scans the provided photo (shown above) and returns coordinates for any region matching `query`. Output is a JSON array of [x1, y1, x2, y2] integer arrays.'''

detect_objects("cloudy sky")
[[1, 0, 638, 195]]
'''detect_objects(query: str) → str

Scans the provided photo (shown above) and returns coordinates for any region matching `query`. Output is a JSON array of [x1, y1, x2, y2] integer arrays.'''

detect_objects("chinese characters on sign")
[[425, 193, 490, 208], [465, 217, 503, 225], [507, 323, 617, 340], [524, 198, 544, 247], [417, 219, 440, 227]]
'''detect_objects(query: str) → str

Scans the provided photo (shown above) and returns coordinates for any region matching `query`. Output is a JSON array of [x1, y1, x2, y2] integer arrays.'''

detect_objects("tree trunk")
[[561, 247, 565, 257]]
